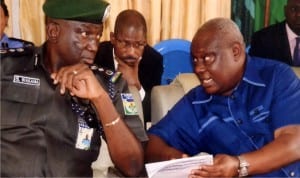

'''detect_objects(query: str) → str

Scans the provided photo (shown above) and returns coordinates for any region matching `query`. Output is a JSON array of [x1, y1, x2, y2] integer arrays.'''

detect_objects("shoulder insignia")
[[89, 64, 122, 83], [0, 39, 35, 58], [110, 71, 122, 83]]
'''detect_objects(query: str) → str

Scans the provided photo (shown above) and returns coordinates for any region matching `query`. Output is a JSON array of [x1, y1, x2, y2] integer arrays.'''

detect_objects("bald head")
[[192, 18, 245, 49], [114, 9, 147, 38], [191, 18, 246, 96]]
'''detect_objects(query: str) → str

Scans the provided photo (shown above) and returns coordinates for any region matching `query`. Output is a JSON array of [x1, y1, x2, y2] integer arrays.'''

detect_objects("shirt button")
[[290, 171, 295, 177], [230, 95, 235, 99], [237, 119, 243, 125]]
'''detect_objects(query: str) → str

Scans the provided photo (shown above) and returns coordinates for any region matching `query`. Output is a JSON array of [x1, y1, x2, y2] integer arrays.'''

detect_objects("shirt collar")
[[242, 55, 266, 87], [286, 22, 299, 57], [286, 22, 298, 43], [112, 48, 118, 70]]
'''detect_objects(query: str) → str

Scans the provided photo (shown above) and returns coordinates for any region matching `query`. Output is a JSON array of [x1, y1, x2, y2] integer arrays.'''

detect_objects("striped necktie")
[[293, 37, 300, 66]]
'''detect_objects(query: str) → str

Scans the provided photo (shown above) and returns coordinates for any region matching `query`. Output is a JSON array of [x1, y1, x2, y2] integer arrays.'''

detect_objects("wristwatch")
[[237, 156, 250, 177]]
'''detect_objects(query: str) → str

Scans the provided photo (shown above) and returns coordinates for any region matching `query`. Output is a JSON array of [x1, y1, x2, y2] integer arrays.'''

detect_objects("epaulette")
[[0, 38, 35, 58], [1, 46, 37, 76], [89, 64, 122, 84]]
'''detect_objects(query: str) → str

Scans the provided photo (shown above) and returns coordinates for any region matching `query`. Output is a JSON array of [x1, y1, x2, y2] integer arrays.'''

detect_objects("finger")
[[67, 66, 86, 94], [188, 174, 203, 178], [190, 166, 202, 174], [57, 67, 74, 94], [69, 66, 95, 97], [63, 64, 87, 90], [200, 165, 215, 172], [70, 77, 85, 96], [67, 70, 78, 92], [59, 71, 71, 94], [53, 67, 67, 94], [182, 154, 189, 158], [50, 73, 58, 84], [199, 165, 222, 177]]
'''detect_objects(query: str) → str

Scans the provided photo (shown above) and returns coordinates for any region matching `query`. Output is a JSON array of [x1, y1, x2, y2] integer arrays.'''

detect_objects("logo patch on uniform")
[[13, 75, 40, 86], [121, 93, 138, 115]]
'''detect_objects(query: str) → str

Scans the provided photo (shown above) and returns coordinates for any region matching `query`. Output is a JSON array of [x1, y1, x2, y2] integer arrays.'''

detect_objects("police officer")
[[0, 0, 34, 54], [1, 0, 147, 177]]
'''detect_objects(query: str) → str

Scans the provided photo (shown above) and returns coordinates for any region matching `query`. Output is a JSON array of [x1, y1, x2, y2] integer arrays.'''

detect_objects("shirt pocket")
[[1, 79, 40, 125], [199, 116, 256, 155], [249, 105, 270, 123]]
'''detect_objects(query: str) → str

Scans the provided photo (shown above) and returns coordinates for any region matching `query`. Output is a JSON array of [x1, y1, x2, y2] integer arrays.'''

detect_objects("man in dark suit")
[[249, 0, 300, 66], [94, 9, 163, 127]]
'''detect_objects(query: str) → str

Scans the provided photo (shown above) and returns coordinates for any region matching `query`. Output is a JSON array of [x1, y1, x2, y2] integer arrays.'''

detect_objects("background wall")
[[231, 0, 287, 45], [4, 0, 231, 46]]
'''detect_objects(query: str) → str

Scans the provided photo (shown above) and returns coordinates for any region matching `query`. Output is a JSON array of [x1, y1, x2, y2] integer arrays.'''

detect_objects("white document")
[[145, 154, 213, 178]]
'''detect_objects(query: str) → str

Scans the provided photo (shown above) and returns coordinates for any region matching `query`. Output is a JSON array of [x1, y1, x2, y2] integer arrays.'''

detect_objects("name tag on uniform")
[[13, 75, 40, 86], [121, 93, 138, 115]]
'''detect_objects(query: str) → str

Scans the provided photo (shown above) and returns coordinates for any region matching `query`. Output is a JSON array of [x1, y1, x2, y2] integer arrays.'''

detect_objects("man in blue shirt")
[[146, 18, 300, 177]]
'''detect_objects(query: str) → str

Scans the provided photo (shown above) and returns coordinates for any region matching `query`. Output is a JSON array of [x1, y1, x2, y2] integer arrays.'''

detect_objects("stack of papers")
[[145, 154, 213, 178]]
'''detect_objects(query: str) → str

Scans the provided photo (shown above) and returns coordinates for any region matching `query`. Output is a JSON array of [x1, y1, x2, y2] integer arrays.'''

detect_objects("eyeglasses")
[[115, 37, 146, 50], [193, 52, 216, 66]]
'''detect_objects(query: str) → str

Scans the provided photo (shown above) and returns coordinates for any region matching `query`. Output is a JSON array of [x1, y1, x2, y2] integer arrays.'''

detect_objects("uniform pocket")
[[1, 76, 40, 104], [1, 77, 40, 126]]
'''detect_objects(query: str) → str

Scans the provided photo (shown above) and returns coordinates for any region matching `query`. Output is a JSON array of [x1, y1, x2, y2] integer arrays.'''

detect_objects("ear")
[[232, 42, 243, 61], [46, 22, 60, 43]]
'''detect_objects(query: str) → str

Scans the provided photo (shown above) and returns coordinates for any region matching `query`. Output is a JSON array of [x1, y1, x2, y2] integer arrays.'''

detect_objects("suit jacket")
[[94, 41, 163, 124], [249, 21, 293, 65]]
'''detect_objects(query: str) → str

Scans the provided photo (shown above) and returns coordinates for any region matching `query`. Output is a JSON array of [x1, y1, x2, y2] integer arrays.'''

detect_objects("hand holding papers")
[[145, 154, 213, 178]]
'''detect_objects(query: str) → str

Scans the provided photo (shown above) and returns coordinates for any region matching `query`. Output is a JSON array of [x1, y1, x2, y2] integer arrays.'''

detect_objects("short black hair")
[[1, 0, 9, 17], [114, 9, 147, 37]]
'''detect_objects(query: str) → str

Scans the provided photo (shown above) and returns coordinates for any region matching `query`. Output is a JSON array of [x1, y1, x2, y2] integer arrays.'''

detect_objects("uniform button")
[[230, 95, 235, 99], [16, 48, 24, 52], [290, 171, 295, 177], [237, 119, 243, 124]]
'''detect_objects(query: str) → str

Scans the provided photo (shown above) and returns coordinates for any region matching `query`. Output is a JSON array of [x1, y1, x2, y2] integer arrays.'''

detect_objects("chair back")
[[154, 39, 193, 85]]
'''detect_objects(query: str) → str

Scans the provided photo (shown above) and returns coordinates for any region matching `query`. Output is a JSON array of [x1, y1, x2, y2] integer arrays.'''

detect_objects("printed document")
[[145, 154, 213, 178]]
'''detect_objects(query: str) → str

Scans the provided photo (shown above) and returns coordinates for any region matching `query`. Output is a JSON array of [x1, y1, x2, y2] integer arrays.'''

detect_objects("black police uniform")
[[0, 45, 148, 177]]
